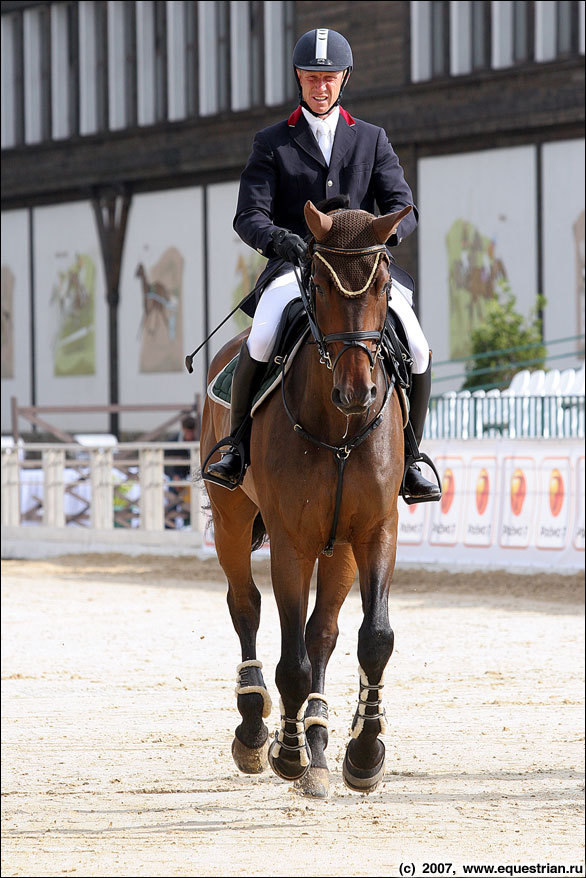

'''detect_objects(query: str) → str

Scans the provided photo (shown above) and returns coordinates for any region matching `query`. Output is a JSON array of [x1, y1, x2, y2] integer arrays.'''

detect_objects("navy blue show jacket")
[[234, 106, 419, 316]]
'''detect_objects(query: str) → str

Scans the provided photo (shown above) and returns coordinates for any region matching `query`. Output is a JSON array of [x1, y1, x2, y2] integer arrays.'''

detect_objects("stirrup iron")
[[202, 435, 247, 491]]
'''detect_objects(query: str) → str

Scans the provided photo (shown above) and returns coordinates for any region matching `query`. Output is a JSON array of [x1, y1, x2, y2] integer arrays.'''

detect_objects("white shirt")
[[301, 106, 339, 166]]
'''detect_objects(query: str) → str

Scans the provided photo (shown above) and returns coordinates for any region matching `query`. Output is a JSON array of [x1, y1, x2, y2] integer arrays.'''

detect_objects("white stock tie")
[[316, 121, 332, 165]]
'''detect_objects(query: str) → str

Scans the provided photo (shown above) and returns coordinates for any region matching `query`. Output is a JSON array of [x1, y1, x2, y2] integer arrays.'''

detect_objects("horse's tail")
[[251, 512, 267, 552]]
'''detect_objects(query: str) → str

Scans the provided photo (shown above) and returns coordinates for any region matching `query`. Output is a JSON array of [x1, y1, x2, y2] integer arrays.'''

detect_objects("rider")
[[205, 27, 440, 503]]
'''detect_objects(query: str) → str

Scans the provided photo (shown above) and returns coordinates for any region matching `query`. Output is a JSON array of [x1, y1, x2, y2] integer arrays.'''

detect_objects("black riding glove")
[[270, 228, 308, 267]]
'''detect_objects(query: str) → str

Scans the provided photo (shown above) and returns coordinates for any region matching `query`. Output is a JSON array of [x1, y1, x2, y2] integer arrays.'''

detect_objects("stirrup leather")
[[400, 422, 442, 506]]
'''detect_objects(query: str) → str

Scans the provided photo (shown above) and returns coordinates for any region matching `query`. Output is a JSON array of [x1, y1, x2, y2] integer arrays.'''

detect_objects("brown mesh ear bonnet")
[[312, 210, 388, 297]]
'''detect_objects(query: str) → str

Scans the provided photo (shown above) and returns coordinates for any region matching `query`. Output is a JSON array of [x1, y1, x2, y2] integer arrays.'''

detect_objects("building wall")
[[1, 1, 584, 434]]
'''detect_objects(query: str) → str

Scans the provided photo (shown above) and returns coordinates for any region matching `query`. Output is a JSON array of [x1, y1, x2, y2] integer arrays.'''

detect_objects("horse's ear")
[[371, 205, 413, 244], [304, 201, 333, 241]]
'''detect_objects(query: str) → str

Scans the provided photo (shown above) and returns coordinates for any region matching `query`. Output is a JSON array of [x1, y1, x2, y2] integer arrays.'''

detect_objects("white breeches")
[[246, 270, 430, 374]]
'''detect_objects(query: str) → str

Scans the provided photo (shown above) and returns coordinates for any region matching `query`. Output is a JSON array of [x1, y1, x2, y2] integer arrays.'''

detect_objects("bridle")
[[283, 236, 396, 556], [296, 239, 391, 373]]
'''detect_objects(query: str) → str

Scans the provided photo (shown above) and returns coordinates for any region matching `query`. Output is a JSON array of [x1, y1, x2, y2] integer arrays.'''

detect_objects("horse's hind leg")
[[344, 522, 399, 793], [295, 544, 357, 799], [208, 485, 272, 773]]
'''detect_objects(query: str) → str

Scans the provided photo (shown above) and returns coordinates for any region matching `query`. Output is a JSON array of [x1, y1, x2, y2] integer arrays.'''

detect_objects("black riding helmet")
[[293, 28, 353, 117]]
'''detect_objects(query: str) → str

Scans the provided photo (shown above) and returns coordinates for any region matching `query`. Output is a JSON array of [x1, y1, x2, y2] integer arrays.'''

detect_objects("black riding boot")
[[204, 342, 266, 488], [403, 355, 442, 502]]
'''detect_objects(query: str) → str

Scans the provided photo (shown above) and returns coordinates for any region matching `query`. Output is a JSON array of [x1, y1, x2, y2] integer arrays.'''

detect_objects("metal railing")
[[424, 393, 585, 440]]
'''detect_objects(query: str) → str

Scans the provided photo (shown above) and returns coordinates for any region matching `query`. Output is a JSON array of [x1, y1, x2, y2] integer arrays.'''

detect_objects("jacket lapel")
[[289, 112, 328, 169], [328, 113, 357, 173]]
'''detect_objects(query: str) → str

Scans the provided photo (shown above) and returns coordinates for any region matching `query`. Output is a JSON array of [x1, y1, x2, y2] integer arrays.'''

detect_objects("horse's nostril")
[[331, 386, 346, 408]]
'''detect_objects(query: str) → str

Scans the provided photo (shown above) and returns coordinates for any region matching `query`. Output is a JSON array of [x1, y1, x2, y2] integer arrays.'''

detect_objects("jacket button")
[[327, 180, 333, 187]]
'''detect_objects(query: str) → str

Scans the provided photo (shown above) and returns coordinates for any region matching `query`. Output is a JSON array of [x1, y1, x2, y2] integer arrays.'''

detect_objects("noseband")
[[302, 241, 391, 372]]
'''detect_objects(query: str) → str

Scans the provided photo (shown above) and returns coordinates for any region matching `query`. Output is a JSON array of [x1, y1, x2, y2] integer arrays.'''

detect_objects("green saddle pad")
[[208, 330, 309, 415], [208, 298, 309, 415]]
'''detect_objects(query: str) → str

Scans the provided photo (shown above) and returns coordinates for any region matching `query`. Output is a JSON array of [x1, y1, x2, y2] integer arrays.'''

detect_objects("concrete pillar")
[[43, 448, 65, 527], [90, 448, 114, 529], [139, 447, 164, 530], [1, 449, 21, 526]]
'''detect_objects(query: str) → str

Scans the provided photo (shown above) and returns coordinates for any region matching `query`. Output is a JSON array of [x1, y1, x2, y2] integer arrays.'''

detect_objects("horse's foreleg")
[[295, 545, 357, 798], [267, 536, 314, 782], [344, 524, 398, 793], [208, 485, 271, 773]]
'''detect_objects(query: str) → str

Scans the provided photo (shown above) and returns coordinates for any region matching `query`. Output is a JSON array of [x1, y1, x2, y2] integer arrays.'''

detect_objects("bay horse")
[[200, 200, 412, 797]]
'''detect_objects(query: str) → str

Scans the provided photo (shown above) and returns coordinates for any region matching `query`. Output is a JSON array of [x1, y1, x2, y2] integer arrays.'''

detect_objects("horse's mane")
[[315, 194, 351, 214]]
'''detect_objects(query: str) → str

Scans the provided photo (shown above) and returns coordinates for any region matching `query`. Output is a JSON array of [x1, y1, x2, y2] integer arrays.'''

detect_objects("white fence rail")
[[1, 442, 204, 557], [2, 438, 584, 571]]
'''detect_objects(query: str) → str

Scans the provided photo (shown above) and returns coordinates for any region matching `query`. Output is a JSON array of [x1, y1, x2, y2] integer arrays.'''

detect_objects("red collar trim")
[[339, 107, 356, 126], [287, 106, 356, 127], [287, 106, 303, 126]]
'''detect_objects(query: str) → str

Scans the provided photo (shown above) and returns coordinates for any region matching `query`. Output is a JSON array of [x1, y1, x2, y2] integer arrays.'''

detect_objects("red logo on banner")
[[510, 468, 526, 516], [441, 468, 455, 514], [549, 468, 564, 517], [476, 468, 490, 516]]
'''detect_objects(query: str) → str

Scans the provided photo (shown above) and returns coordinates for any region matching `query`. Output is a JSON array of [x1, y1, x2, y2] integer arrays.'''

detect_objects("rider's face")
[[296, 69, 346, 116]]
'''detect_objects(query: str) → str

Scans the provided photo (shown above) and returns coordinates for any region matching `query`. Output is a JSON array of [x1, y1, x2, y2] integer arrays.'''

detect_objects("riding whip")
[[184, 260, 286, 374]]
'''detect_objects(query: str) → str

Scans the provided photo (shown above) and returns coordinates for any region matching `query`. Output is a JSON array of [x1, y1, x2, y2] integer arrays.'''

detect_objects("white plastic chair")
[[502, 369, 530, 397], [528, 370, 545, 395], [571, 364, 585, 395], [542, 369, 561, 395], [559, 368, 576, 395]]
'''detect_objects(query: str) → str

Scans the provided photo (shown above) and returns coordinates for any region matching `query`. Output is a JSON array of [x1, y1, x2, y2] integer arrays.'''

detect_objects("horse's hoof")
[[294, 766, 330, 798], [268, 738, 312, 782], [342, 741, 386, 794], [231, 735, 269, 774]]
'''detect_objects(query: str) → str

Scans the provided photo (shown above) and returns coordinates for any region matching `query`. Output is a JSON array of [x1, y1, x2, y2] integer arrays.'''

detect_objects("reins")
[[288, 252, 394, 557]]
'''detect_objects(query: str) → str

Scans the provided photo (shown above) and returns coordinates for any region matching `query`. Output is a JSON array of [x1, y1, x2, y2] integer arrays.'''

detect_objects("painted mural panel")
[[1, 264, 15, 379], [118, 187, 205, 433], [50, 251, 96, 375], [33, 202, 108, 432], [542, 139, 585, 367], [418, 147, 537, 385], [207, 181, 266, 360], [135, 247, 184, 373], [1, 209, 31, 433]]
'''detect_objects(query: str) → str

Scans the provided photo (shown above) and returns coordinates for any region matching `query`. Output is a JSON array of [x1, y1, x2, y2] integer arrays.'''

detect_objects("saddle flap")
[[207, 300, 310, 414]]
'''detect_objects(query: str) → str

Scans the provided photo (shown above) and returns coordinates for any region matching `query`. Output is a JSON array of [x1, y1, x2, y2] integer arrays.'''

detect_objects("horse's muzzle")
[[331, 383, 377, 415]]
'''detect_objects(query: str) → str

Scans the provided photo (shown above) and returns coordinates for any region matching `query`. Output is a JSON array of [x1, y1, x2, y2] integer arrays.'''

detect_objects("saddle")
[[208, 299, 412, 422], [208, 299, 309, 414]]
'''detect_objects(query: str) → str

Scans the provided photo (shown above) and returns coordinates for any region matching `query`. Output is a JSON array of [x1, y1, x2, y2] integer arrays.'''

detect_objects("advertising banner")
[[201, 439, 584, 571]]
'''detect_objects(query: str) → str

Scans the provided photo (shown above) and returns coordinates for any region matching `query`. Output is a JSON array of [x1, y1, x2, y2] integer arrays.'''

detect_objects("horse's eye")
[[314, 283, 325, 297]]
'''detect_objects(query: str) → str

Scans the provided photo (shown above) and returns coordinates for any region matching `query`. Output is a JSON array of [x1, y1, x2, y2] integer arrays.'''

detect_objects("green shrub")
[[462, 288, 546, 391]]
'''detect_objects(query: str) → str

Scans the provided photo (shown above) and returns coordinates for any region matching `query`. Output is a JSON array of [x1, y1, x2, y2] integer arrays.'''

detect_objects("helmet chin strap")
[[296, 69, 351, 118]]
